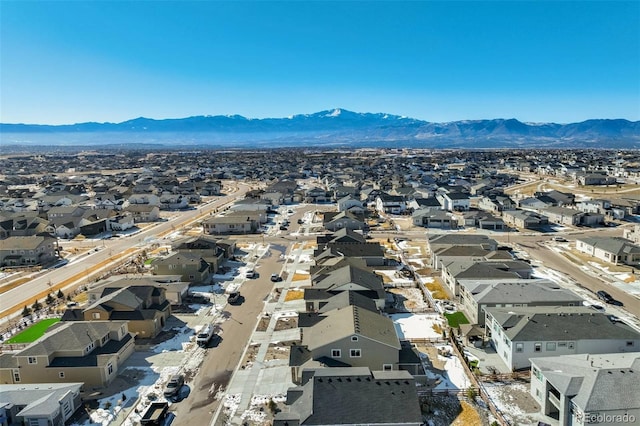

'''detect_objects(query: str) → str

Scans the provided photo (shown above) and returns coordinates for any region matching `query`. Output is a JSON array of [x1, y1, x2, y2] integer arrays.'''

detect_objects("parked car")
[[597, 290, 614, 304], [271, 273, 282, 282], [163, 374, 184, 398], [279, 225, 288, 230], [140, 402, 169, 425], [196, 324, 215, 346], [228, 291, 241, 305], [246, 269, 256, 278], [297, 218, 304, 224], [552, 236, 568, 242]]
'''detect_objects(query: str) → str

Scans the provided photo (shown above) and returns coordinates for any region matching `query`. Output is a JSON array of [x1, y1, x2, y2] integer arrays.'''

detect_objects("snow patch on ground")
[[390, 313, 445, 340]]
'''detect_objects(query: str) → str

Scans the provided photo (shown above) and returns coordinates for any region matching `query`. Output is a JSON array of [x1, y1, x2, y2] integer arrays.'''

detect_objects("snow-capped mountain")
[[1, 109, 638, 148]]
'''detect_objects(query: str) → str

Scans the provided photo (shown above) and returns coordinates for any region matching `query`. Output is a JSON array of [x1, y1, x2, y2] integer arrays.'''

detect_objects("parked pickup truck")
[[196, 324, 215, 347], [140, 402, 169, 425]]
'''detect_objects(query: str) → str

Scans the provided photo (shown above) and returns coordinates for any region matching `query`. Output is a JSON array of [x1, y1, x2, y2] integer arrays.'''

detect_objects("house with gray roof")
[[485, 306, 640, 371], [0, 321, 134, 388], [274, 367, 422, 426], [289, 306, 401, 383], [427, 234, 498, 257], [0, 234, 58, 267], [314, 242, 387, 267], [431, 245, 513, 270], [541, 206, 583, 226], [576, 236, 640, 266], [530, 353, 640, 426], [152, 252, 212, 283], [62, 285, 171, 338], [441, 260, 532, 296], [412, 208, 458, 229], [303, 289, 379, 314], [88, 275, 189, 305], [0, 382, 83, 426], [458, 278, 583, 325], [312, 264, 386, 309], [502, 209, 549, 230]]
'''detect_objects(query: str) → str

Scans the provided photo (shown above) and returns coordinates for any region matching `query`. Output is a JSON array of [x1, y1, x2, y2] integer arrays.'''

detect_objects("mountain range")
[[2, 108, 639, 149]]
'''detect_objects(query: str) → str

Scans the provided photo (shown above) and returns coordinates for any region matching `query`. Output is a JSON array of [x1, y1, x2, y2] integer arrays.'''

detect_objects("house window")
[[102, 335, 109, 345], [557, 342, 567, 348], [351, 336, 358, 342], [59, 371, 65, 378], [515, 343, 524, 353], [86, 343, 95, 353], [107, 363, 113, 375], [13, 370, 20, 382], [383, 364, 393, 371], [535, 388, 541, 399], [28, 356, 37, 364], [532, 366, 542, 381], [627, 341, 635, 347], [331, 349, 341, 358], [567, 342, 575, 350], [29, 419, 40, 426], [546, 342, 556, 351], [62, 400, 72, 416], [534, 343, 542, 352], [92, 313, 101, 319], [350, 349, 361, 358], [189, 275, 195, 280]]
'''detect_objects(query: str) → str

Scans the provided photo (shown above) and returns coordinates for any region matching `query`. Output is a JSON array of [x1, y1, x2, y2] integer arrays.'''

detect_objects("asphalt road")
[[495, 229, 640, 320], [170, 238, 291, 426], [0, 182, 251, 319]]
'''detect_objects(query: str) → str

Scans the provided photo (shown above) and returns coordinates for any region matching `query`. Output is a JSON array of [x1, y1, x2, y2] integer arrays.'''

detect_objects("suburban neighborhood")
[[1, 148, 640, 426]]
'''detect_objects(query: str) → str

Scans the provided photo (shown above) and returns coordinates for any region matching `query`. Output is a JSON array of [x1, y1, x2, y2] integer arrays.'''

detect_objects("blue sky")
[[1, 1, 639, 124]]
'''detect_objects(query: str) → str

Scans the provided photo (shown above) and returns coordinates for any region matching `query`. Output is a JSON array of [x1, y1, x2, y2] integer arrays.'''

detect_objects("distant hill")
[[2, 108, 639, 148]]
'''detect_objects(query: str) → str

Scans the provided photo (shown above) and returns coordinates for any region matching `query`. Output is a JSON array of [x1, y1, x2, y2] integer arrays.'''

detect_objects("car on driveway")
[[271, 273, 282, 282], [163, 374, 184, 398]]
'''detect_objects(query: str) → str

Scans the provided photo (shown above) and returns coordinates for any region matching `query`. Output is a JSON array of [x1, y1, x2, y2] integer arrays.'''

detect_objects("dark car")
[[163, 374, 184, 398], [279, 225, 288, 230], [271, 273, 282, 282], [228, 291, 241, 305], [596, 290, 614, 304]]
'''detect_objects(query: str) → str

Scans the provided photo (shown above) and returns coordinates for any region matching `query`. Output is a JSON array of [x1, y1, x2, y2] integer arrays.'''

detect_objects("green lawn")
[[444, 311, 469, 328], [6, 318, 60, 344], [144, 258, 155, 266]]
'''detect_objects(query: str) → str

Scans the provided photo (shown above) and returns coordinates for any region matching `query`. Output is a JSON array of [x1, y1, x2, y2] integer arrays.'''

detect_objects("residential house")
[[159, 193, 188, 210], [441, 260, 532, 297], [314, 242, 387, 267], [62, 286, 171, 338], [412, 208, 458, 229], [289, 306, 401, 382], [458, 278, 583, 325], [201, 214, 259, 235], [375, 193, 406, 215], [431, 245, 513, 271], [541, 206, 583, 226], [502, 210, 549, 230], [577, 173, 617, 186], [575, 236, 640, 266], [123, 204, 160, 223], [484, 306, 640, 371], [437, 192, 470, 212], [0, 383, 83, 426], [305, 187, 332, 203], [323, 211, 368, 232], [0, 321, 135, 388], [530, 353, 640, 426], [274, 367, 422, 426], [0, 234, 57, 267], [336, 195, 364, 213], [87, 275, 189, 306], [311, 264, 386, 310], [152, 252, 212, 283]]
